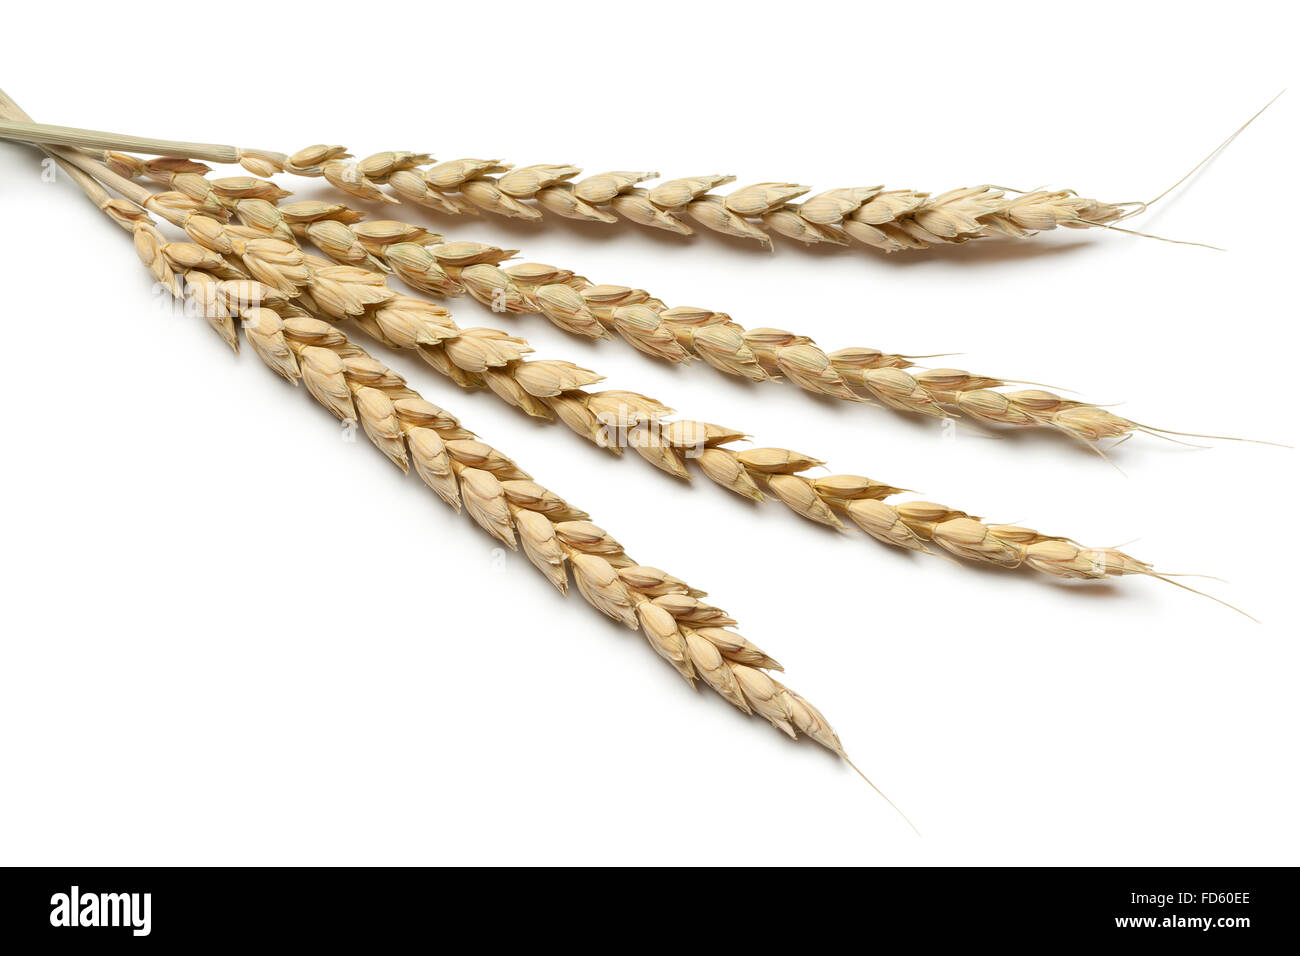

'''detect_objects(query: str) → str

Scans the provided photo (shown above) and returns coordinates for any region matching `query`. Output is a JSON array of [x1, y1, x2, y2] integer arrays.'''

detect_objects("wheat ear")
[[9, 126, 909, 817], [0, 117, 1134, 254], [47, 147, 1208, 607], [251, 197, 1158, 449], [11, 94, 1277, 255], [215, 145, 1138, 254], [115, 94, 1286, 254]]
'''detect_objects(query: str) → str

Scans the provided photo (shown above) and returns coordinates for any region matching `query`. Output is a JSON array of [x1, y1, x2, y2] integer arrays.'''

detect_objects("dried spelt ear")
[[75, 163, 1189, 597], [227, 154, 1133, 252], [0, 117, 1134, 254], [254, 199, 1151, 449], [237, 152, 1133, 252], [195, 250, 857, 758]]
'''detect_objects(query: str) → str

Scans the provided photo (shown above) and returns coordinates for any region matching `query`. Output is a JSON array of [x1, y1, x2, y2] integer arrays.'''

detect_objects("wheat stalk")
[[44, 148, 1206, 603], [0, 117, 1139, 253], [20, 91, 1277, 255], [112, 93, 1289, 254], [2, 119, 923, 822]]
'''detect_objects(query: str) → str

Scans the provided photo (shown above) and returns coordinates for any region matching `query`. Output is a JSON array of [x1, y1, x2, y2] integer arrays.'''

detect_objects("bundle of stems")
[[0, 117, 1145, 253], [2, 100, 926, 827], [3, 88, 1266, 818]]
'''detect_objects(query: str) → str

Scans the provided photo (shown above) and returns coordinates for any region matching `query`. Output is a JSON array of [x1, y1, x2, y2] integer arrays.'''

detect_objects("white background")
[[1, 1, 1296, 865]]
